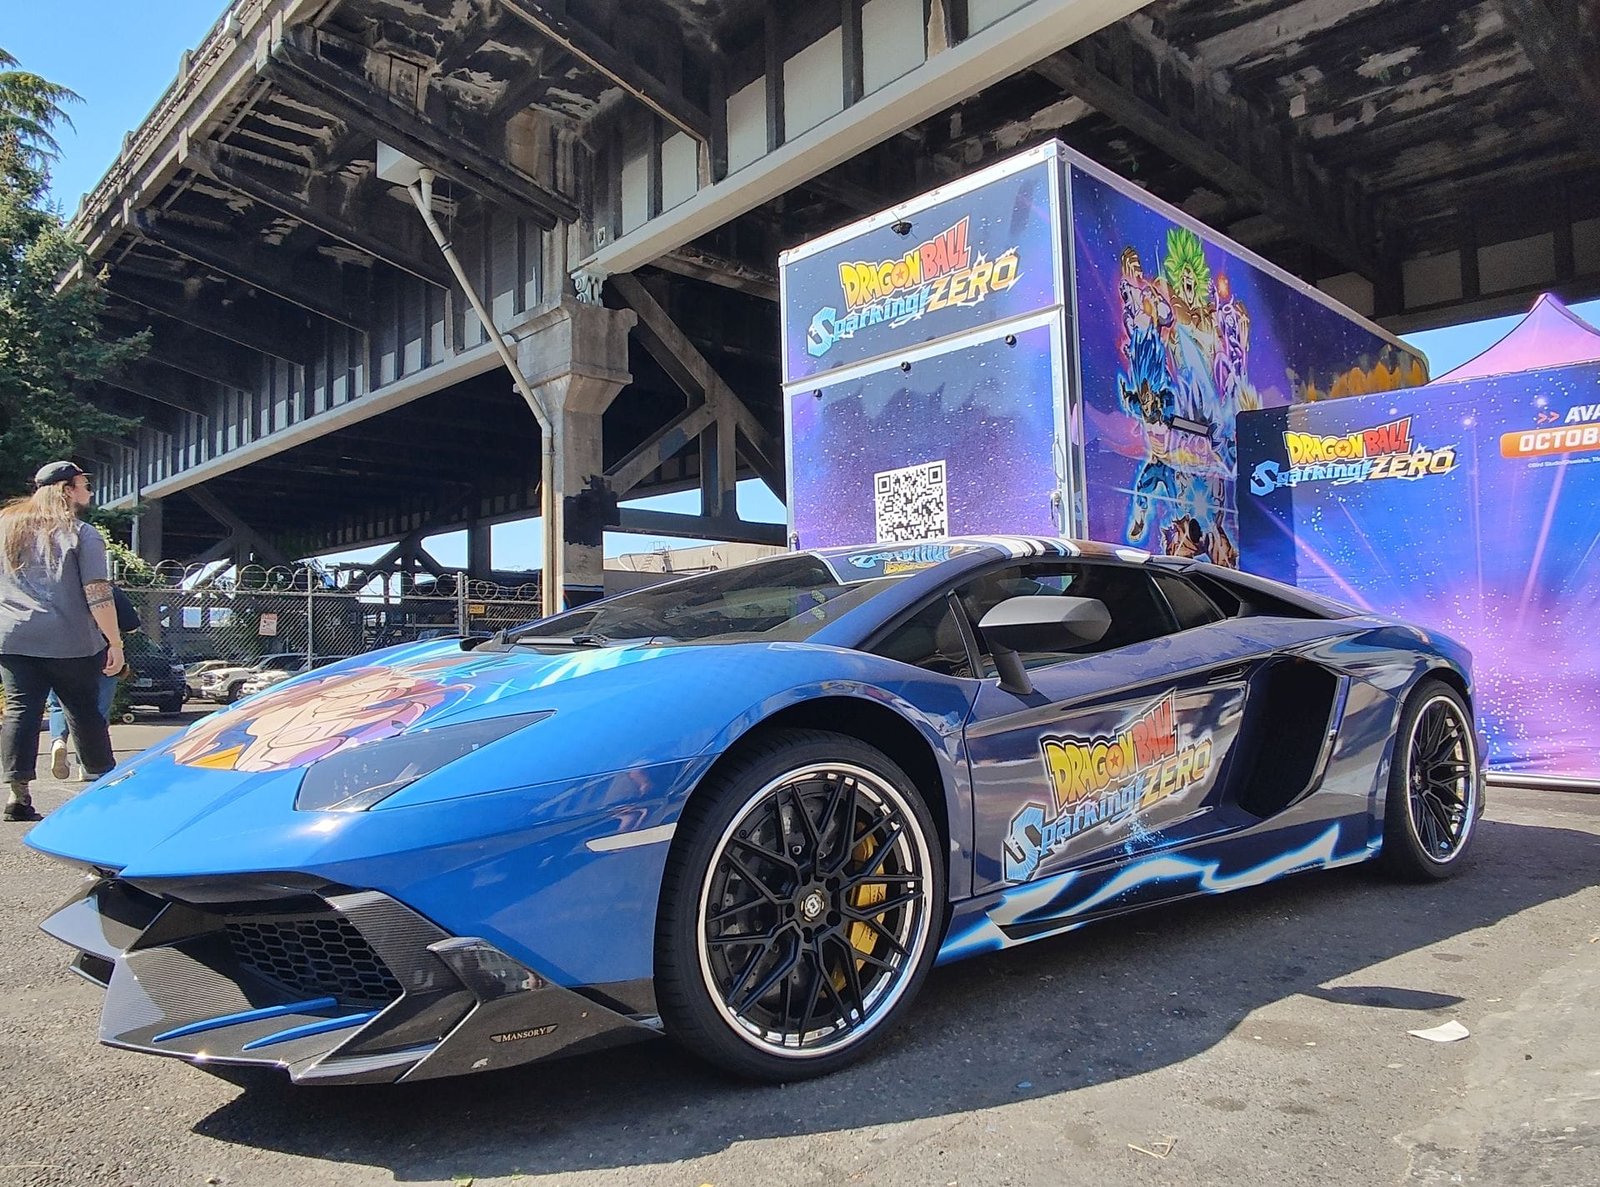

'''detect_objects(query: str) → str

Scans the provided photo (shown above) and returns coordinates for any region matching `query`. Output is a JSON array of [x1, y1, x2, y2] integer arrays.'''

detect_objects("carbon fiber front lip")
[[41, 879, 658, 1085]]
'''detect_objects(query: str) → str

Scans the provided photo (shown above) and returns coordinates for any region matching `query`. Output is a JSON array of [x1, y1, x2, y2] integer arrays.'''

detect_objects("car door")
[[955, 560, 1259, 895]]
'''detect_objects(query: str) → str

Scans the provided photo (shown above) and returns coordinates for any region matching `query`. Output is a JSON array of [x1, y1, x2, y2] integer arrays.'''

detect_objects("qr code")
[[874, 460, 949, 542]]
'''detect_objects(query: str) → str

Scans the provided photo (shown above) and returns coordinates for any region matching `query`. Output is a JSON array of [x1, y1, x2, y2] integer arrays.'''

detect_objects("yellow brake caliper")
[[835, 831, 887, 993]]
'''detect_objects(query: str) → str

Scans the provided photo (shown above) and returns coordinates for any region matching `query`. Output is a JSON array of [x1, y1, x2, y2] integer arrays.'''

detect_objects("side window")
[[871, 595, 974, 678], [957, 562, 1178, 673], [1153, 572, 1225, 630]]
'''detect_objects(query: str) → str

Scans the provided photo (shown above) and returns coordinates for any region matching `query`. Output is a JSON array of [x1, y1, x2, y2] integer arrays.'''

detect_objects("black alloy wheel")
[[657, 729, 943, 1080], [1381, 678, 1480, 880]]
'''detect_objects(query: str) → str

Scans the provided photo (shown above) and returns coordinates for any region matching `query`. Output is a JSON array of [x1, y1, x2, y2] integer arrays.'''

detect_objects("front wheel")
[[656, 729, 944, 1081], [1379, 678, 1481, 880]]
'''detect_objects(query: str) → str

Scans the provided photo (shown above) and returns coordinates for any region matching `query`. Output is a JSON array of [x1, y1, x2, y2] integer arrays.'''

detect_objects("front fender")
[[690, 658, 978, 898]]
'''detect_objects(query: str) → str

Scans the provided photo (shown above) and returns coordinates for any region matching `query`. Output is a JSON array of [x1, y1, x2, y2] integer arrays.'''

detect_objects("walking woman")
[[0, 462, 122, 821]]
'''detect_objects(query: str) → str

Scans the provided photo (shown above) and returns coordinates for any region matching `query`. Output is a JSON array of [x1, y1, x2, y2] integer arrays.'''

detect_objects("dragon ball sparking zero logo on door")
[[1003, 691, 1214, 882]]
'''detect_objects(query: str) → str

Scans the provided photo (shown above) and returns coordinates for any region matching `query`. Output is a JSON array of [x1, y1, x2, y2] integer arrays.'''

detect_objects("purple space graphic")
[[1070, 166, 1426, 564], [1239, 363, 1600, 780], [789, 324, 1061, 549]]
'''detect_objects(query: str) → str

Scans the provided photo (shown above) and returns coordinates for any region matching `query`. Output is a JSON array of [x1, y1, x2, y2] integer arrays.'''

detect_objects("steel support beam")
[[1032, 32, 1381, 278], [615, 507, 785, 545], [186, 484, 294, 569], [187, 144, 454, 289], [579, 0, 1150, 280], [611, 272, 783, 498], [105, 273, 315, 364], [101, 362, 207, 416], [655, 246, 779, 302], [141, 333, 258, 393], [134, 210, 367, 331], [1501, 0, 1600, 160], [260, 25, 577, 229], [605, 401, 720, 497], [497, 0, 712, 144]]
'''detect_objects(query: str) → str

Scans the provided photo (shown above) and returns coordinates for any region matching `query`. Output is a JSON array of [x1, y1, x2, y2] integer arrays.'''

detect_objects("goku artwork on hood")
[[170, 654, 516, 773]]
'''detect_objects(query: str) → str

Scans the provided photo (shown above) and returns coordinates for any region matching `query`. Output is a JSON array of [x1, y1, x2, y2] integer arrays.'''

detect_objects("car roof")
[[792, 536, 1158, 649], [801, 536, 1153, 591]]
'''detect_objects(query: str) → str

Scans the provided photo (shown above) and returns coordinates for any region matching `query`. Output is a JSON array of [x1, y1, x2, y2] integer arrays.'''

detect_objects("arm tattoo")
[[85, 581, 113, 609]]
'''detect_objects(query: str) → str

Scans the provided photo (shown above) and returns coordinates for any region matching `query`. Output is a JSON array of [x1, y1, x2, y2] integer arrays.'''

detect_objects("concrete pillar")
[[132, 496, 164, 564], [516, 297, 636, 606]]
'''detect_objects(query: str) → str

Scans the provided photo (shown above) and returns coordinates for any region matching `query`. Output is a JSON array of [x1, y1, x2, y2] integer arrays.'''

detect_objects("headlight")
[[294, 711, 552, 812]]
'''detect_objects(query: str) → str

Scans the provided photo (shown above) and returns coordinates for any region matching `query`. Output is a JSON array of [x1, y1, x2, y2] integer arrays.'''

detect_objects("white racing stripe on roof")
[[967, 536, 1080, 559]]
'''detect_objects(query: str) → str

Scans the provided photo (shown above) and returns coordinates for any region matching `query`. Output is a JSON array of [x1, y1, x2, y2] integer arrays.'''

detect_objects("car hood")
[[26, 636, 971, 877], [158, 638, 681, 775], [24, 638, 702, 869]]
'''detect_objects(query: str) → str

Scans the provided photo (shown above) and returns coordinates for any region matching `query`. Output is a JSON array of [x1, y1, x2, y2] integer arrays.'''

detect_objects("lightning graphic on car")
[[937, 823, 1371, 963]]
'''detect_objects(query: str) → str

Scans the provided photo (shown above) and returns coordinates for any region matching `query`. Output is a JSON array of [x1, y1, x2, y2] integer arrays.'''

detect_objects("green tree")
[[0, 48, 144, 496]]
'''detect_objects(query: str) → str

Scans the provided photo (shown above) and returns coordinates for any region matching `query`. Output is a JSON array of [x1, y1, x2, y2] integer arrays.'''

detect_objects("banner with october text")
[[1238, 363, 1600, 781]]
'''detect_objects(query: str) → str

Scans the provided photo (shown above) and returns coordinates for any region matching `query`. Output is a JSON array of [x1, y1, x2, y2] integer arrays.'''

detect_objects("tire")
[[1379, 678, 1481, 881], [656, 728, 944, 1081], [156, 696, 183, 715]]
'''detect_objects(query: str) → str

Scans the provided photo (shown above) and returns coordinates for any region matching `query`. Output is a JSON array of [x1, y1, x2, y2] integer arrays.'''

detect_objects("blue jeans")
[[48, 675, 119, 742]]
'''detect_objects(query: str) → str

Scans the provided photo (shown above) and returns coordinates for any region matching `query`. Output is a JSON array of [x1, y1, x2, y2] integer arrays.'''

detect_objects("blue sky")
[[5, 5, 1599, 569]]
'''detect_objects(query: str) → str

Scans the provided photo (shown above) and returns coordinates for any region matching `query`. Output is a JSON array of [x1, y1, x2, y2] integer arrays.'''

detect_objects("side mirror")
[[978, 595, 1111, 695]]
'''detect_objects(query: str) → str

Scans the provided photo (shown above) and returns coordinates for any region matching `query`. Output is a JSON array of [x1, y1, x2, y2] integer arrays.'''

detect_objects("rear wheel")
[[1380, 679, 1480, 880], [656, 729, 943, 1081]]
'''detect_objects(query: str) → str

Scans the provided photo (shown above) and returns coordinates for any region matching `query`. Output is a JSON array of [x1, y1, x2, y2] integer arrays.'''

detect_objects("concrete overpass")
[[72, 0, 1600, 600]]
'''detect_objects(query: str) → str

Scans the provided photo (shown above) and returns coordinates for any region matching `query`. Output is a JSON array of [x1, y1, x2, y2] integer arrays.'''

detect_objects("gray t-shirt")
[[0, 521, 110, 658]]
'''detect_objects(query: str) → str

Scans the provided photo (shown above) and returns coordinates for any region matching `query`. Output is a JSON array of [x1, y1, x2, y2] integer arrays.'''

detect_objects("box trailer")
[[778, 140, 1428, 562]]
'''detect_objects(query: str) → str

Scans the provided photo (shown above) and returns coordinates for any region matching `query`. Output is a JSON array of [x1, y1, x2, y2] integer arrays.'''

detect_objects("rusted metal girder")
[[104, 273, 315, 365], [187, 143, 455, 290], [133, 210, 369, 331], [259, 25, 578, 230], [655, 245, 779, 302], [497, 0, 712, 144], [1033, 26, 1384, 280], [100, 361, 207, 416], [611, 272, 783, 498], [1500, 0, 1600, 160]]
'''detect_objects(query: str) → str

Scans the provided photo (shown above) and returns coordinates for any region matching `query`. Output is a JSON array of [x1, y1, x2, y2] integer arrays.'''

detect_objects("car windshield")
[[516, 553, 909, 645]]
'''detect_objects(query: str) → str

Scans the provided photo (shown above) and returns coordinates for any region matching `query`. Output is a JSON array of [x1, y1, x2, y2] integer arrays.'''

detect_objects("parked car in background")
[[183, 659, 234, 697], [122, 637, 189, 716], [196, 653, 309, 704], [234, 655, 348, 700]]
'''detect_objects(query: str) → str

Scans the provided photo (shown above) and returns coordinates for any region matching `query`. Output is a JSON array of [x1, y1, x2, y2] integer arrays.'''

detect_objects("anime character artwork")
[[1112, 229, 1242, 562], [171, 652, 525, 772]]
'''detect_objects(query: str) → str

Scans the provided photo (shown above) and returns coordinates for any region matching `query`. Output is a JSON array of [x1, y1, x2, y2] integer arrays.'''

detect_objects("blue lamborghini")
[[27, 537, 1483, 1084]]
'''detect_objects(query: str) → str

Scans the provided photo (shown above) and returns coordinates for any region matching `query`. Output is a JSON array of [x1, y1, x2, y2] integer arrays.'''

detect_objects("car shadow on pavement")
[[190, 816, 1600, 1181]]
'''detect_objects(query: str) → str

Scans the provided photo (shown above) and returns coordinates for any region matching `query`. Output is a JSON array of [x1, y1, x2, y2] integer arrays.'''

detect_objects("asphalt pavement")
[[1, 714, 1595, 1187]]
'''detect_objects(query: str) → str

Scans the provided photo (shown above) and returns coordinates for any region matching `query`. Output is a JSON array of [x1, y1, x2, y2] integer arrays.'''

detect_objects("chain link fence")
[[113, 562, 543, 706]]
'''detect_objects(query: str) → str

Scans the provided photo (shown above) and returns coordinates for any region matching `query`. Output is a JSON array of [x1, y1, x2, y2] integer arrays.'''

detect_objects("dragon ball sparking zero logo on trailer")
[[1003, 692, 1214, 883], [805, 216, 1023, 358], [1248, 416, 1459, 494]]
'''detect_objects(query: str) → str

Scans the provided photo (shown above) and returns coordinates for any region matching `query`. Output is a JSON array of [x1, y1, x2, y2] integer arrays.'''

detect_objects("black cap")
[[33, 461, 86, 488]]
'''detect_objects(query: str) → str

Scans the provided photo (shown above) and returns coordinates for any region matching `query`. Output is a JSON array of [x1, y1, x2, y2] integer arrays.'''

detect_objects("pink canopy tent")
[[1429, 293, 1600, 385]]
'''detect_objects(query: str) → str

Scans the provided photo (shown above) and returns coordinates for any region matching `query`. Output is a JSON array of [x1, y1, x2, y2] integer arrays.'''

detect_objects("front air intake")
[[226, 916, 403, 1008]]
